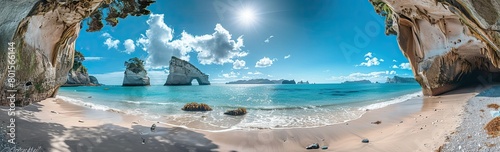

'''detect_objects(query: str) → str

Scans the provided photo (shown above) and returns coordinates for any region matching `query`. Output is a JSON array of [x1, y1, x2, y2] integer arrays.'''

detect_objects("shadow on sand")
[[1, 104, 219, 152]]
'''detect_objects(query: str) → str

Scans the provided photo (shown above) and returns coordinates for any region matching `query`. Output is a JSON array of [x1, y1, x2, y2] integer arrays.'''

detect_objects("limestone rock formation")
[[63, 51, 99, 86], [370, 0, 500, 95], [0, 0, 154, 106], [165, 56, 210, 86], [89, 76, 100, 85], [123, 57, 150, 86]]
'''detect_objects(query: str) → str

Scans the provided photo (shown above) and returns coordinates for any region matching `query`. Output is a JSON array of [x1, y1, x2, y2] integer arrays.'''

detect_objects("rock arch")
[[164, 57, 210, 86]]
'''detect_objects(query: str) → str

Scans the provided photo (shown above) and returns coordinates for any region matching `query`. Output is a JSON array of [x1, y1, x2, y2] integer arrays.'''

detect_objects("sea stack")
[[165, 56, 210, 85], [369, 0, 500, 95], [123, 57, 150, 86]]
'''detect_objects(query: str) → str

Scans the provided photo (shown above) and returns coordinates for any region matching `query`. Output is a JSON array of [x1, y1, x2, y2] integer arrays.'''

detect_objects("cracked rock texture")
[[0, 0, 153, 106], [370, 0, 500, 95], [0, 0, 105, 106]]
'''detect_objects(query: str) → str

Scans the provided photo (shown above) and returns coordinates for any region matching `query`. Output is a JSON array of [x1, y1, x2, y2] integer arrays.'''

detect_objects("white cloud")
[[222, 71, 239, 78], [247, 71, 262, 75], [330, 70, 397, 83], [137, 14, 185, 68], [137, 14, 246, 68], [264, 35, 274, 43], [267, 75, 273, 77], [255, 57, 275, 68], [284, 54, 291, 59], [123, 39, 136, 54], [84, 57, 103, 61], [392, 59, 397, 62], [232, 59, 246, 69], [399, 63, 412, 70], [102, 33, 111, 37], [358, 52, 383, 67], [358, 57, 382, 67], [392, 65, 399, 69], [364, 52, 373, 58], [102, 32, 120, 49]]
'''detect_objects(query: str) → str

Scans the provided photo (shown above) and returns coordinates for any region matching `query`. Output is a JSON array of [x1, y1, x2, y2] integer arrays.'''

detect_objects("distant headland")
[[226, 79, 310, 84]]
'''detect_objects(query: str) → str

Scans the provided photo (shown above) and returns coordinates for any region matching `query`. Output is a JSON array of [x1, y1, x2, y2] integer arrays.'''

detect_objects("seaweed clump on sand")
[[181, 102, 212, 111], [487, 104, 500, 110], [485, 117, 500, 137], [224, 108, 247, 116]]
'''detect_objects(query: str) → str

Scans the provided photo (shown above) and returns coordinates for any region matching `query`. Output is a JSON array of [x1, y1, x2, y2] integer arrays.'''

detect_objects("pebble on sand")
[[151, 124, 156, 132], [306, 143, 319, 149], [78, 120, 84, 123], [362, 139, 369, 143]]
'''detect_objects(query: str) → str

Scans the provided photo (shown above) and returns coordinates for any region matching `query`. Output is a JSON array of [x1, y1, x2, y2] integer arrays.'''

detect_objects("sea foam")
[[56, 95, 111, 111], [359, 91, 422, 111]]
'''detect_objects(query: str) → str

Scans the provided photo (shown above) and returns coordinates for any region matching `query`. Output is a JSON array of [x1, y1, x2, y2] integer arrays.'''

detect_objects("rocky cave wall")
[[370, 0, 500, 95], [0, 0, 154, 106], [0, 0, 106, 106]]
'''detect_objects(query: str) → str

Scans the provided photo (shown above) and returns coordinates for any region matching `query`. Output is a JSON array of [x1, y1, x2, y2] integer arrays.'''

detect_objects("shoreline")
[[55, 88, 423, 131], [0, 85, 493, 151]]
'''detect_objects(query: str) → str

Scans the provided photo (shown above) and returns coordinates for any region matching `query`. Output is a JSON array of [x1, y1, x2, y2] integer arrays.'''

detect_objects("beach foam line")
[[56, 95, 112, 111], [122, 100, 176, 106], [358, 91, 422, 111], [57, 95, 163, 118]]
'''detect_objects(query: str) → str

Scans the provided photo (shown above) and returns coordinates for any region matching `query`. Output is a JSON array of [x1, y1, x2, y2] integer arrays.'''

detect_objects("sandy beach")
[[1, 85, 497, 152]]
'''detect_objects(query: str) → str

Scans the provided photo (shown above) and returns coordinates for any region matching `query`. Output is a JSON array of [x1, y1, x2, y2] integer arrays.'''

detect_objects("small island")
[[341, 80, 372, 84], [386, 76, 416, 83], [226, 79, 297, 84]]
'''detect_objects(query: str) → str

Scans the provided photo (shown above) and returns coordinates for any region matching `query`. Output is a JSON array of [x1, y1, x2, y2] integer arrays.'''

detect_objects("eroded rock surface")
[[165, 56, 210, 86], [123, 57, 150, 86], [0, 0, 154, 106], [63, 51, 99, 86], [370, 0, 500, 95]]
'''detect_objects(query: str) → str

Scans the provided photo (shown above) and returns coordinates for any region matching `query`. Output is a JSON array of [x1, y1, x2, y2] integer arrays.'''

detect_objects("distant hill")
[[386, 76, 416, 83], [226, 79, 296, 84], [341, 80, 372, 84]]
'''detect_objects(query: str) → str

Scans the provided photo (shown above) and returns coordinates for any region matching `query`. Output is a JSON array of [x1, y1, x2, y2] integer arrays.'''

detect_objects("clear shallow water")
[[57, 83, 421, 130]]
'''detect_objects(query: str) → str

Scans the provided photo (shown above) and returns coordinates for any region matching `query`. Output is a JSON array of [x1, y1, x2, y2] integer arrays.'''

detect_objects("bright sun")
[[238, 8, 256, 25]]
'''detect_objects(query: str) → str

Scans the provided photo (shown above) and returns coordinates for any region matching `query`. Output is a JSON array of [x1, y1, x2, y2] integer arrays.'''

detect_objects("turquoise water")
[[57, 83, 421, 130]]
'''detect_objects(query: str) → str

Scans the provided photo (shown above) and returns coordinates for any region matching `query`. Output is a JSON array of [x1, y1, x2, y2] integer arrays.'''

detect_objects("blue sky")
[[76, 0, 413, 85]]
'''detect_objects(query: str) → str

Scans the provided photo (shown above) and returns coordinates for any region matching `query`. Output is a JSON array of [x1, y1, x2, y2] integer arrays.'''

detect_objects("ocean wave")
[[56, 95, 111, 111], [122, 100, 175, 106], [358, 91, 422, 111]]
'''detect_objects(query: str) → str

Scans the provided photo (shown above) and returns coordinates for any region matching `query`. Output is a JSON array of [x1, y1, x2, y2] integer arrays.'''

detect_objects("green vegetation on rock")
[[72, 51, 88, 74], [86, 0, 156, 32], [125, 57, 146, 74], [369, 0, 396, 35]]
